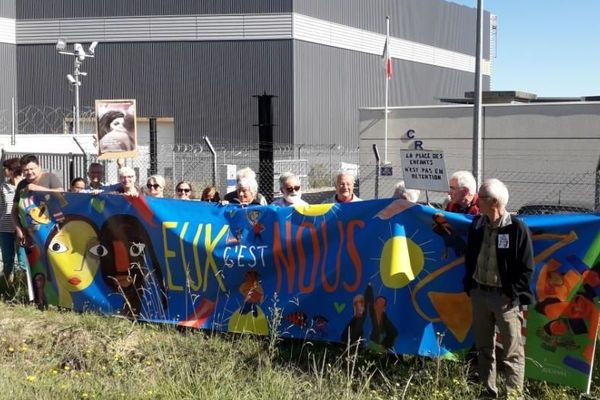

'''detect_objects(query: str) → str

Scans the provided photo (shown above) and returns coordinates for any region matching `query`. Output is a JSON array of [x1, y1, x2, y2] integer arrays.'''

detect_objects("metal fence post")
[[329, 144, 336, 185], [72, 136, 87, 178], [204, 136, 217, 186], [149, 117, 157, 175], [68, 152, 75, 184], [171, 150, 176, 184], [372, 144, 380, 199], [254, 92, 276, 203]]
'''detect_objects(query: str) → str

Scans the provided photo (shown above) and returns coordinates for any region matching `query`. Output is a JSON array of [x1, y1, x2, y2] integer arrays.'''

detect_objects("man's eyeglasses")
[[147, 183, 161, 190], [285, 186, 301, 193], [177, 188, 191, 193]]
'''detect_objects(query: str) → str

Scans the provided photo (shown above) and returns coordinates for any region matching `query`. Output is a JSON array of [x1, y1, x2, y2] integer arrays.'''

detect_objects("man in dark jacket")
[[463, 178, 534, 399]]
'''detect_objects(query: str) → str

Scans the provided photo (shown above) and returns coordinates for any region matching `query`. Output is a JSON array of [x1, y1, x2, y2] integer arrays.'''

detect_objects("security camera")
[[56, 38, 67, 51], [66, 74, 77, 84], [88, 41, 98, 55], [75, 45, 86, 58]]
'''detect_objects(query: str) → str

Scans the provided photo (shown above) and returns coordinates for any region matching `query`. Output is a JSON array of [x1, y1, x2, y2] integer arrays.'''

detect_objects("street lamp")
[[56, 39, 98, 135]]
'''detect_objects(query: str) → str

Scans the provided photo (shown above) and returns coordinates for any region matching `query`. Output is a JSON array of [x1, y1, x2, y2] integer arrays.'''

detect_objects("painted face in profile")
[[47, 220, 105, 292]]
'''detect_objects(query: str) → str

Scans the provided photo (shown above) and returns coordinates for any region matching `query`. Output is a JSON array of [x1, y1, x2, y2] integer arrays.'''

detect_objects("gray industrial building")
[[0, 0, 491, 148]]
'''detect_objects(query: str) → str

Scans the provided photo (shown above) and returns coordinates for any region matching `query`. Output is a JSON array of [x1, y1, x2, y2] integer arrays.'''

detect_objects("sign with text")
[[400, 149, 448, 192]]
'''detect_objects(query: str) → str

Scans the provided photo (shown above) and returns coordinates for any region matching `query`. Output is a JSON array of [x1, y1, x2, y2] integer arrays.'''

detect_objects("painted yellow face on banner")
[[47, 220, 103, 292]]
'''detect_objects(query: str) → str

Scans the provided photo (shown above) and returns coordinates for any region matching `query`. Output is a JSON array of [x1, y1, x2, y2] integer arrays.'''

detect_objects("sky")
[[449, 0, 600, 97]]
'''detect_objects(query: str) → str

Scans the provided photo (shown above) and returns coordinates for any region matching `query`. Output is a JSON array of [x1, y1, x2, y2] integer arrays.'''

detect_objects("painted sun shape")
[[379, 224, 426, 288], [291, 203, 340, 224], [293, 204, 334, 217]]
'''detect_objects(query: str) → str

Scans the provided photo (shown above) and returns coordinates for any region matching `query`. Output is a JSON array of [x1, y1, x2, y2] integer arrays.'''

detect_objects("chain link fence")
[[3, 141, 598, 214], [99, 143, 360, 204], [1, 105, 598, 212], [360, 161, 599, 214]]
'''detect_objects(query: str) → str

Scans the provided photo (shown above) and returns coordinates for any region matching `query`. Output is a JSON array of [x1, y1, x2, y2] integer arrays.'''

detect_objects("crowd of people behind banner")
[[0, 153, 534, 399]]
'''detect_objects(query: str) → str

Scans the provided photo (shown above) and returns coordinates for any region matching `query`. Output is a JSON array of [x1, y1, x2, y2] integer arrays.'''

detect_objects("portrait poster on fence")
[[95, 99, 137, 160]]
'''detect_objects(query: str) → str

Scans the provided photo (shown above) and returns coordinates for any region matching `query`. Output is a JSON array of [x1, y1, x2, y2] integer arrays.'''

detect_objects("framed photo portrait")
[[95, 99, 137, 160]]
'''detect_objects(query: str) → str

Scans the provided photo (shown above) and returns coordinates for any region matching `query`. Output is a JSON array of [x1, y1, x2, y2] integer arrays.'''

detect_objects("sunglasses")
[[177, 188, 191, 193], [146, 183, 161, 190], [285, 186, 301, 192]]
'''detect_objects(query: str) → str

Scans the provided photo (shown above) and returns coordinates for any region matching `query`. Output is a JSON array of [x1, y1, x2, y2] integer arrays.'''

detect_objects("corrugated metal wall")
[[16, 0, 293, 19], [0, 0, 15, 19], [0, 43, 17, 131], [17, 40, 294, 146], [293, 0, 490, 58], [17, 0, 489, 58], [13, 0, 488, 147], [293, 40, 489, 148]]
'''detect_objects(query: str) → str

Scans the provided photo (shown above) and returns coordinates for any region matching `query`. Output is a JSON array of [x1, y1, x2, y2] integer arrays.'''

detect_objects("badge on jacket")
[[498, 234, 509, 249]]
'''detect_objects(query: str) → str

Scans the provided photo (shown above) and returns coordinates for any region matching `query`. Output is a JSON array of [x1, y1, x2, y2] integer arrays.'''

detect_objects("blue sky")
[[449, 0, 600, 97]]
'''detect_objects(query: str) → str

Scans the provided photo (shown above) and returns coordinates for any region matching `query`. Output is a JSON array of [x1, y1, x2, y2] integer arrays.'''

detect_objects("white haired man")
[[223, 167, 267, 205], [446, 170, 479, 215], [463, 178, 533, 399], [271, 172, 307, 207], [392, 180, 420, 203], [326, 172, 361, 203]]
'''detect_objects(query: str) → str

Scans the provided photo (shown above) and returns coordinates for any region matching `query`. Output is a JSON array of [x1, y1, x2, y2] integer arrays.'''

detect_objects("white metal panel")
[[103, 17, 151, 41], [14, 12, 490, 75], [196, 15, 245, 40], [16, 19, 61, 43], [293, 13, 490, 75], [149, 16, 197, 41], [0, 17, 15, 44], [243, 14, 292, 39]]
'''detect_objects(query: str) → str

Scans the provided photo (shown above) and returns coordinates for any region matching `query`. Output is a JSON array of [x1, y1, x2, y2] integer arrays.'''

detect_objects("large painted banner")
[[19, 192, 600, 390]]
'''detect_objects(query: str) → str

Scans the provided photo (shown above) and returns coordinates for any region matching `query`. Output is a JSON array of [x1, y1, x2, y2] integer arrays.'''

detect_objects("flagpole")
[[384, 16, 390, 165], [472, 0, 484, 187]]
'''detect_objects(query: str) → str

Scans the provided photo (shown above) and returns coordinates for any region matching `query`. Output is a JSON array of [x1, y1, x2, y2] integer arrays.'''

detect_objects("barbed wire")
[[1, 105, 597, 210]]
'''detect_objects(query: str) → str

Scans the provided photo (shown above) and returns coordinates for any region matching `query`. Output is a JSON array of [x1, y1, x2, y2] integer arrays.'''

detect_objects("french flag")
[[381, 21, 393, 80]]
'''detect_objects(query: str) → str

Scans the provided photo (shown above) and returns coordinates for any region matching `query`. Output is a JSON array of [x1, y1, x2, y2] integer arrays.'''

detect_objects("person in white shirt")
[[327, 172, 361, 203]]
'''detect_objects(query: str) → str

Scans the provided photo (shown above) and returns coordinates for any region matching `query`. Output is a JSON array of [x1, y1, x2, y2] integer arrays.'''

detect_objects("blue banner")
[[19, 192, 600, 388]]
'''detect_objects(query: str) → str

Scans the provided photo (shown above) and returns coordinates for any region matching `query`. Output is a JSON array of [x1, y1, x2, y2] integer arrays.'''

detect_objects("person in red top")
[[446, 170, 480, 215]]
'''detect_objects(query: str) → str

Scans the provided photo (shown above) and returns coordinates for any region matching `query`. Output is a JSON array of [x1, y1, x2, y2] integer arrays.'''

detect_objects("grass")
[[0, 275, 598, 399]]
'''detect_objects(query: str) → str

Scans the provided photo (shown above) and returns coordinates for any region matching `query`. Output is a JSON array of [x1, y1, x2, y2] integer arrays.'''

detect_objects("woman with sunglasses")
[[145, 175, 165, 198], [175, 181, 193, 200], [271, 172, 307, 207], [200, 186, 221, 202]]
